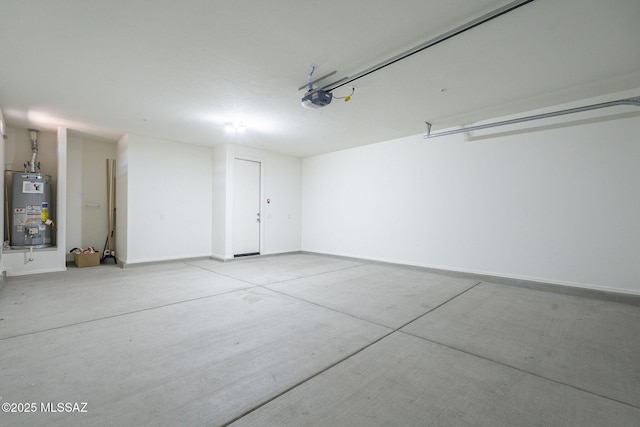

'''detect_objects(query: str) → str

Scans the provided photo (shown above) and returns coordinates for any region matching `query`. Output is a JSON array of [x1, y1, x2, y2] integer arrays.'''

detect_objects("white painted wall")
[[122, 134, 213, 264], [302, 95, 640, 295], [260, 149, 301, 255], [212, 143, 301, 260], [80, 138, 116, 253], [66, 133, 117, 260], [3, 127, 58, 177]]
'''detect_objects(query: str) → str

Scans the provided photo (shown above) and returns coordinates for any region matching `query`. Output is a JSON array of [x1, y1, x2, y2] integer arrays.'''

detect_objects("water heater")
[[10, 172, 53, 248]]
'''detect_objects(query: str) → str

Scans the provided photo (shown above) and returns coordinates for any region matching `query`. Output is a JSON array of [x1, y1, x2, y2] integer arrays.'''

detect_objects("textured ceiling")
[[1, 0, 639, 157]]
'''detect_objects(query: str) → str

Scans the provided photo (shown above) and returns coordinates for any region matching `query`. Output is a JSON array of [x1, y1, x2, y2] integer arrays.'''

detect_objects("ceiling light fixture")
[[224, 121, 245, 133]]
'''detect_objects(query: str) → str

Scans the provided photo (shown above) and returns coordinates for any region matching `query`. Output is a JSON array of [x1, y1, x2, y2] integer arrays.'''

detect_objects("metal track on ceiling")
[[424, 97, 640, 139], [319, 0, 536, 93]]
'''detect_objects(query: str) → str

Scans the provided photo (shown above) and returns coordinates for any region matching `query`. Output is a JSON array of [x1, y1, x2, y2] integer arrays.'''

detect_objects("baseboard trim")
[[301, 251, 640, 304], [78, 249, 640, 304], [4, 267, 67, 277], [118, 256, 211, 269], [211, 251, 302, 263]]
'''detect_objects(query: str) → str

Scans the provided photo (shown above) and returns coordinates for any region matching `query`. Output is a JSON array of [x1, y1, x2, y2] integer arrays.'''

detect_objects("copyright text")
[[2, 402, 88, 413]]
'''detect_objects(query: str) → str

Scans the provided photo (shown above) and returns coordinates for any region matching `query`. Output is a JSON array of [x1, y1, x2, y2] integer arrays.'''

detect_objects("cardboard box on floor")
[[74, 252, 101, 268]]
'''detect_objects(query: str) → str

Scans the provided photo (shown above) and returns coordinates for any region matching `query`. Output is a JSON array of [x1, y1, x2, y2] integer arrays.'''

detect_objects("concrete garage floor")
[[0, 253, 638, 426]]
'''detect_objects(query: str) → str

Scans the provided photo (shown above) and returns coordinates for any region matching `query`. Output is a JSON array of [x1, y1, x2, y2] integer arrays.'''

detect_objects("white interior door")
[[233, 158, 261, 256]]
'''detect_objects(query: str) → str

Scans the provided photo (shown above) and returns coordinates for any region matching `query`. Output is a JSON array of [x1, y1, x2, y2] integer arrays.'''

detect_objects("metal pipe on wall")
[[29, 129, 39, 173], [424, 97, 640, 139]]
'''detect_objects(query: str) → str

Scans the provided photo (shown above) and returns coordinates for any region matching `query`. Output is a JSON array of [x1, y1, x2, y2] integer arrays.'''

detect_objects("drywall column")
[[55, 127, 67, 267], [211, 144, 228, 259], [116, 134, 129, 264], [66, 135, 82, 258], [120, 134, 213, 264]]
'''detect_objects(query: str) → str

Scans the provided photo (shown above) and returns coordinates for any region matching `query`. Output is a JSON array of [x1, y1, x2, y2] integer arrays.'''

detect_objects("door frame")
[[231, 156, 264, 257]]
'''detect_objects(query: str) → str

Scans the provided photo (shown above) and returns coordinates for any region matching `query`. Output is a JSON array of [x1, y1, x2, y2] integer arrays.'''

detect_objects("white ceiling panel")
[[1, 0, 638, 157]]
